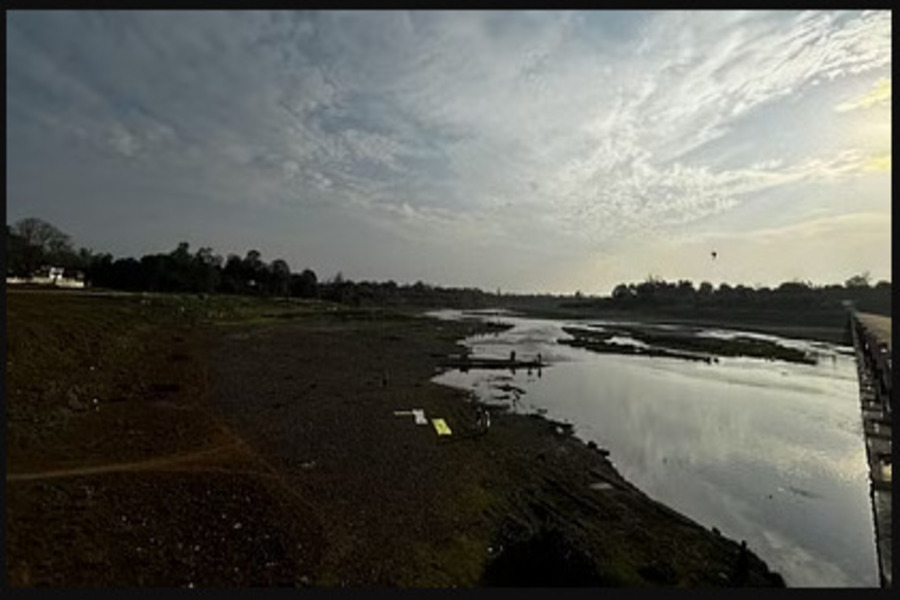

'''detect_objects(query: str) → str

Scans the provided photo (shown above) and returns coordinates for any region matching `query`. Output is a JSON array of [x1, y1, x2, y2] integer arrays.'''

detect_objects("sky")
[[6, 10, 892, 294]]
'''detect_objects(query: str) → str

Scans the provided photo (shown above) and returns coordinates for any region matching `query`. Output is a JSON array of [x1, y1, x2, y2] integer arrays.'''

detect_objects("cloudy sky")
[[6, 10, 891, 293]]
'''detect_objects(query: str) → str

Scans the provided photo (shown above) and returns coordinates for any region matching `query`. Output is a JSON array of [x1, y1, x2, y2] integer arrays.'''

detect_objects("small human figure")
[[475, 407, 491, 436], [732, 540, 749, 586]]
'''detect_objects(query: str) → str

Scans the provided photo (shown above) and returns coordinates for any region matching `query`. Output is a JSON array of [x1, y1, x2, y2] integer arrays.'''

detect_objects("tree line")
[[6, 218, 319, 297], [570, 274, 892, 316], [5, 217, 891, 313], [5, 217, 495, 308]]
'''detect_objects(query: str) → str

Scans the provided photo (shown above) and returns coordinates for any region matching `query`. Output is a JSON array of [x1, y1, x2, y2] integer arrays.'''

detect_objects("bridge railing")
[[852, 314, 892, 421]]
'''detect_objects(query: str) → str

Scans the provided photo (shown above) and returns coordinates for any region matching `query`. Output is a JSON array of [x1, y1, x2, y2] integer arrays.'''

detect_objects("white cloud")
[[834, 77, 891, 112], [6, 10, 893, 290], [537, 11, 891, 242], [560, 210, 892, 294]]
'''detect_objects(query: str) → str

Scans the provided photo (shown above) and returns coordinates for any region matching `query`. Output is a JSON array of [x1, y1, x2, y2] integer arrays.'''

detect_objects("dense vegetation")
[[5, 217, 891, 315], [5, 218, 496, 308], [574, 275, 891, 317]]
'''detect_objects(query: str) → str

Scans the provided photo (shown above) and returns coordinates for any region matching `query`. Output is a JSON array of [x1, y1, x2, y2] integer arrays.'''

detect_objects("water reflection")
[[428, 310, 878, 587]]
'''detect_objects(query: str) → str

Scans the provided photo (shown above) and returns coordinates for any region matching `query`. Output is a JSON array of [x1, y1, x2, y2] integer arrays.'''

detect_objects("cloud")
[[863, 153, 891, 172], [547, 147, 883, 248], [6, 10, 893, 291], [558, 210, 891, 295], [711, 211, 890, 243], [540, 11, 891, 242], [835, 77, 891, 112]]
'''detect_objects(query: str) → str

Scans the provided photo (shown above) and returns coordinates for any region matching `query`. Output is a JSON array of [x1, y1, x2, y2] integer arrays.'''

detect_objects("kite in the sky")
[[711, 251, 718, 260]]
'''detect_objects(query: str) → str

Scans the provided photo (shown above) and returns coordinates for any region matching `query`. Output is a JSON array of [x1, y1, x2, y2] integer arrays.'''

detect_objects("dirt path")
[[6, 441, 245, 483]]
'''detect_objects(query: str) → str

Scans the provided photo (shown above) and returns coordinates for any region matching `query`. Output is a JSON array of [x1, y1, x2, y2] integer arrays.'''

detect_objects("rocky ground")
[[6, 290, 785, 587]]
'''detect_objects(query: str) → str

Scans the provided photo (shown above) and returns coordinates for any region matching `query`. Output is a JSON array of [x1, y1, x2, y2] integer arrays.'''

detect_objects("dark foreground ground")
[[6, 290, 785, 587]]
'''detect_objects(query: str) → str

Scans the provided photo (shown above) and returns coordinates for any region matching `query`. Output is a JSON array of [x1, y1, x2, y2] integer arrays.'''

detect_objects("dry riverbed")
[[6, 290, 785, 586]]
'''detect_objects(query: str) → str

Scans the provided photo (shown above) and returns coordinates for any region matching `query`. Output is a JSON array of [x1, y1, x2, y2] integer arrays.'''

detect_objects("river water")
[[427, 309, 878, 587]]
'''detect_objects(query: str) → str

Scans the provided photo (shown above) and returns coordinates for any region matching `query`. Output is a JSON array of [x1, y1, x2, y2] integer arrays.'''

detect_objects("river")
[[427, 309, 878, 587]]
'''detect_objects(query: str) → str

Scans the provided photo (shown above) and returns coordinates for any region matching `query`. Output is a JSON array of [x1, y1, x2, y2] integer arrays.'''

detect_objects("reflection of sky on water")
[[428, 310, 878, 587]]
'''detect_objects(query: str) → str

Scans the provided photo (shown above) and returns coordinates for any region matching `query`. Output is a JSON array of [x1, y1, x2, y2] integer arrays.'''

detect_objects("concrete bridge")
[[849, 311, 892, 588]]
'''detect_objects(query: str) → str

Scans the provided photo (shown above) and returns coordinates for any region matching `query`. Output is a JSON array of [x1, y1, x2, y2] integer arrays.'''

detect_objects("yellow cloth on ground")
[[431, 418, 452, 436]]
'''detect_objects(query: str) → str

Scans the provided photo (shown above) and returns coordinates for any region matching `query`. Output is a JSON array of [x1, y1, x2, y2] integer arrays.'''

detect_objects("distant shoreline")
[[507, 305, 853, 345]]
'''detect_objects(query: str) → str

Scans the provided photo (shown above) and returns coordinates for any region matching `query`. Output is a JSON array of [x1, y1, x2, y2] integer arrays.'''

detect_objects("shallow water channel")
[[428, 309, 878, 587]]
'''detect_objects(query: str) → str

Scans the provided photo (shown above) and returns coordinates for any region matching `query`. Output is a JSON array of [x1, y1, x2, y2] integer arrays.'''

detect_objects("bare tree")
[[11, 217, 74, 275]]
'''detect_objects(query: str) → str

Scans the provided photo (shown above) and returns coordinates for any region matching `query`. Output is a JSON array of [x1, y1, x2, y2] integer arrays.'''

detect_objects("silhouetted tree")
[[219, 255, 239, 293], [9, 217, 74, 276], [6, 225, 28, 276], [270, 258, 291, 297], [845, 272, 871, 288], [242, 250, 266, 293], [290, 268, 318, 298], [611, 283, 633, 303], [193, 246, 222, 293]]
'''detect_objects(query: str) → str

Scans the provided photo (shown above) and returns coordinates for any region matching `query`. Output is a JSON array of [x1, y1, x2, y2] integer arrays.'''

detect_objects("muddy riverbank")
[[6, 291, 785, 586]]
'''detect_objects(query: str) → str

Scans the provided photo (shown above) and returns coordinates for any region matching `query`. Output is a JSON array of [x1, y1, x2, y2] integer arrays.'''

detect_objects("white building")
[[6, 266, 85, 288]]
